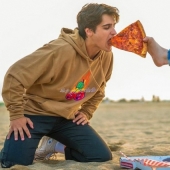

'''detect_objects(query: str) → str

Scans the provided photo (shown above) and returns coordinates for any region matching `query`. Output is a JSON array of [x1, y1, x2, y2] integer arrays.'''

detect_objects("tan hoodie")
[[2, 28, 113, 121]]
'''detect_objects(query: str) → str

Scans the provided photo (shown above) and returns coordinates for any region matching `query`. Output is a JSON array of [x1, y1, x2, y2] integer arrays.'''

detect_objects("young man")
[[0, 3, 119, 168], [34, 37, 170, 161], [143, 36, 169, 66]]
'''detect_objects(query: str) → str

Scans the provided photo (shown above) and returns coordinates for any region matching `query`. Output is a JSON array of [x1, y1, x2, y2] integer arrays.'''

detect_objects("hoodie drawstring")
[[86, 57, 106, 95]]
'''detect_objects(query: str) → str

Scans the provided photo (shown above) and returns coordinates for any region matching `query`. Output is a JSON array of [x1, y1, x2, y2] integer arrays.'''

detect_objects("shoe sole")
[[34, 152, 53, 161]]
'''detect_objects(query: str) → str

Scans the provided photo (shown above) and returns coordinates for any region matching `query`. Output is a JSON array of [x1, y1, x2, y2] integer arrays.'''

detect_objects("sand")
[[0, 102, 170, 170]]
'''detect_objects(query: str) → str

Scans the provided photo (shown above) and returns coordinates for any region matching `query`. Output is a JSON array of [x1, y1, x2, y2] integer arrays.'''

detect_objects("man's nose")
[[111, 28, 117, 35]]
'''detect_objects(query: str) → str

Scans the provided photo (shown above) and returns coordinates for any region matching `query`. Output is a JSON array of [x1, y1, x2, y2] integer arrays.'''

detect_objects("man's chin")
[[105, 46, 112, 52]]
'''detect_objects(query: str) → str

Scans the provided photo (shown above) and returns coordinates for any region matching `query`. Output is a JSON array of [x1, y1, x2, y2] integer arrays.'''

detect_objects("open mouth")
[[108, 38, 112, 46]]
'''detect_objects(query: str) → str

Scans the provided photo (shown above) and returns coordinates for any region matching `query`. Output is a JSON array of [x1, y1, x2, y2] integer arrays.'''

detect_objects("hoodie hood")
[[59, 28, 102, 61]]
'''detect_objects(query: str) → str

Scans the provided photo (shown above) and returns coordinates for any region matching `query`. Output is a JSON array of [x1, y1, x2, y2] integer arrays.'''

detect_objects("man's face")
[[89, 14, 117, 52]]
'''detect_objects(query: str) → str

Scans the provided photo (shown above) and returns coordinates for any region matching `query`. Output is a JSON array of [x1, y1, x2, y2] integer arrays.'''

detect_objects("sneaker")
[[34, 136, 58, 160]]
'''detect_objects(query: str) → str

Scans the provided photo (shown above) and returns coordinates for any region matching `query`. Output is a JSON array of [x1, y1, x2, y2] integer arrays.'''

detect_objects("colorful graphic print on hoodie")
[[65, 71, 91, 101]]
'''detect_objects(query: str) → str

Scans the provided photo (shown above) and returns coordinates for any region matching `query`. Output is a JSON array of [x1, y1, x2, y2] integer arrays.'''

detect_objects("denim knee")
[[100, 149, 113, 162], [0, 148, 16, 168]]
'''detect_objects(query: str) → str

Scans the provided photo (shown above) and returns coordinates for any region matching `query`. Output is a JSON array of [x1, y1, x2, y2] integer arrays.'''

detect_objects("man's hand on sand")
[[7, 117, 34, 141]]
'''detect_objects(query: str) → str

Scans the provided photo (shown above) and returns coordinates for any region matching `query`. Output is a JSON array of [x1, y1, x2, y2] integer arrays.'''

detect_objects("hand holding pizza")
[[143, 36, 169, 66]]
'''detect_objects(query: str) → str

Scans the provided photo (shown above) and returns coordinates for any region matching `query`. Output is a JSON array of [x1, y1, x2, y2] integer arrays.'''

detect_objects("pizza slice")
[[110, 20, 147, 58]]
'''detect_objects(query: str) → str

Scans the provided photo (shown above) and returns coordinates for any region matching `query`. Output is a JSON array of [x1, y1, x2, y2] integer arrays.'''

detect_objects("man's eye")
[[104, 26, 110, 30]]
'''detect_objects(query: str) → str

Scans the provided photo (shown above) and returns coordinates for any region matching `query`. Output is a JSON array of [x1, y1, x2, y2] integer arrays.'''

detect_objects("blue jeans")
[[0, 114, 112, 168]]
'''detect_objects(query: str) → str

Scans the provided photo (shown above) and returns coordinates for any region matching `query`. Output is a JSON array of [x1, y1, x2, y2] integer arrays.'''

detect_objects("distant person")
[[143, 36, 170, 67], [0, 3, 119, 168]]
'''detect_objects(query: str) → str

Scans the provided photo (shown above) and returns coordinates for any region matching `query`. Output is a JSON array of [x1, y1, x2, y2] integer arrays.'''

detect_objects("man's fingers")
[[76, 119, 83, 125], [76, 117, 84, 125], [7, 129, 12, 139], [23, 126, 31, 139], [74, 111, 79, 116], [76, 117, 88, 125], [14, 128, 19, 140], [7, 126, 31, 141], [73, 112, 89, 125], [73, 114, 81, 123], [26, 118, 34, 129], [18, 128, 25, 141], [8, 117, 33, 140], [82, 119, 89, 125]]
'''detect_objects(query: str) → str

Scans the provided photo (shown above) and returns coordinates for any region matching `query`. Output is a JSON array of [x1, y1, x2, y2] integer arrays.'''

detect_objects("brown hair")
[[77, 3, 119, 39]]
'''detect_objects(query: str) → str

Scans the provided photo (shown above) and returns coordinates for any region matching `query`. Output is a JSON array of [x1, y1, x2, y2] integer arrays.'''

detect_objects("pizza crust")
[[136, 20, 147, 57]]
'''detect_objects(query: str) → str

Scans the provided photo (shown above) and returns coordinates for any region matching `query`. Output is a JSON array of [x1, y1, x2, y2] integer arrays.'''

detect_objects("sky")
[[0, 0, 170, 102]]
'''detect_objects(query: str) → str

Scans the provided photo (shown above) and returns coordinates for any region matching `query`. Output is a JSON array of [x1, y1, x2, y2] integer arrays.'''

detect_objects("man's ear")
[[85, 28, 93, 37]]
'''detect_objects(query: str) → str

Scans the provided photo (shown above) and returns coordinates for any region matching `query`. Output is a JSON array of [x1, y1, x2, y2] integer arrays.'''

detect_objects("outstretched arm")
[[143, 36, 169, 67]]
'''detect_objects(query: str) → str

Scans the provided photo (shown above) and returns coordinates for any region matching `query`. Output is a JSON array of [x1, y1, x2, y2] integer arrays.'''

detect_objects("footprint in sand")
[[108, 140, 126, 151]]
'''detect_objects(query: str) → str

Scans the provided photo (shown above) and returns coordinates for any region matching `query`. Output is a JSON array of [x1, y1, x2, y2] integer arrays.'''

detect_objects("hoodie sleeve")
[[2, 44, 55, 120], [79, 54, 113, 120]]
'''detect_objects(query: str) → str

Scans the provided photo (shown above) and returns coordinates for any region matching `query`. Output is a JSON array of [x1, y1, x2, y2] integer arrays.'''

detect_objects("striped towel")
[[120, 151, 170, 168]]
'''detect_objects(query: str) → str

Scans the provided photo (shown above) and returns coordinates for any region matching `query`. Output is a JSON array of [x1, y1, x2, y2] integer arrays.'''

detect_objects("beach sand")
[[0, 102, 170, 170]]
